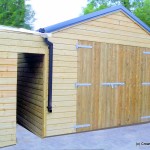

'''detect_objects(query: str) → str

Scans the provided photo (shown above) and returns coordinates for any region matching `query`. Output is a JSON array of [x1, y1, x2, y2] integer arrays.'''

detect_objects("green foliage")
[[82, 0, 150, 27], [134, 0, 150, 27], [120, 0, 131, 10], [83, 0, 109, 14], [82, 0, 132, 15], [0, 0, 35, 29], [83, 1, 108, 14]]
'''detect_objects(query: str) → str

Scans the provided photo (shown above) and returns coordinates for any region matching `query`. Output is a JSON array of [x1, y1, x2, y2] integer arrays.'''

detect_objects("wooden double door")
[[77, 40, 150, 132]]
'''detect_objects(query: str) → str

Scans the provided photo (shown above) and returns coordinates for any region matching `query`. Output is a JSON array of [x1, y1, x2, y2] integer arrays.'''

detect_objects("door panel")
[[77, 41, 101, 132], [141, 48, 150, 122], [77, 41, 93, 132], [118, 46, 142, 125], [77, 40, 149, 132], [98, 43, 124, 128]]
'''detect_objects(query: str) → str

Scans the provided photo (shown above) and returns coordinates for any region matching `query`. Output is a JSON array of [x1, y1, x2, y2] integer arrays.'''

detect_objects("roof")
[[0, 25, 39, 35], [39, 5, 150, 33]]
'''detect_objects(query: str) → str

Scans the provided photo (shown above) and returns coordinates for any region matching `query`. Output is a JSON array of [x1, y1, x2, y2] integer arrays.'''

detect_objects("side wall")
[[0, 52, 17, 147], [45, 37, 77, 136], [0, 29, 48, 147], [46, 11, 150, 136], [17, 53, 44, 137]]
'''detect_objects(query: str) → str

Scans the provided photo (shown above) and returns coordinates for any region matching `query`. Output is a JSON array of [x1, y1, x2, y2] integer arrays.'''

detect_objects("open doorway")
[[17, 53, 44, 137]]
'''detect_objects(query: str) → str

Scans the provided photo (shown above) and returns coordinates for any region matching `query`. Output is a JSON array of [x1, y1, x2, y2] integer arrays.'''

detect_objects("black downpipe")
[[39, 28, 53, 113]]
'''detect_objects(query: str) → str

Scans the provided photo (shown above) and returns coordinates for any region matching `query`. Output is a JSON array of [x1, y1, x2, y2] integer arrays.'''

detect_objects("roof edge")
[[119, 6, 150, 33], [0, 25, 40, 35], [40, 5, 150, 33]]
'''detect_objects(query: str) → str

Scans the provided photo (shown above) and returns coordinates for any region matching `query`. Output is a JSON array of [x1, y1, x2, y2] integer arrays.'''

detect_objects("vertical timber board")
[[141, 47, 150, 122], [77, 41, 150, 132], [77, 41, 101, 130], [43, 51, 49, 137], [91, 42, 100, 130], [98, 43, 124, 128], [121, 45, 142, 125], [77, 40, 93, 132], [77, 41, 145, 132], [98, 44, 142, 127]]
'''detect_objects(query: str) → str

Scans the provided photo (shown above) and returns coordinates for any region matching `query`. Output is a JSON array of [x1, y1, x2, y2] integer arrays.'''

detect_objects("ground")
[[1, 123, 150, 150]]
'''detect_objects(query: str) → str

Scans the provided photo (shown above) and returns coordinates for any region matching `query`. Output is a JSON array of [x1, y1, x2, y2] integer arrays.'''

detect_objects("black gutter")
[[39, 28, 53, 113]]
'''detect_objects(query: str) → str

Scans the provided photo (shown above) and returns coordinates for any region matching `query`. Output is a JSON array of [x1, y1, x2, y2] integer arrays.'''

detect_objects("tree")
[[82, 0, 150, 27], [0, 0, 35, 29], [82, 0, 132, 15], [83, 0, 108, 14], [133, 0, 150, 27]]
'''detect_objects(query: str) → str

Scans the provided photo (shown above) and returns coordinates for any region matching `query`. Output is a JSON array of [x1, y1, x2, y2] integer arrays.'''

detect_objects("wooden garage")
[[0, 5, 150, 148], [39, 5, 150, 135]]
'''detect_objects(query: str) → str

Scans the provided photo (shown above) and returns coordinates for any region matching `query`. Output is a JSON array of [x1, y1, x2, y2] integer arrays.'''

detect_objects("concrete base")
[[1, 123, 150, 150]]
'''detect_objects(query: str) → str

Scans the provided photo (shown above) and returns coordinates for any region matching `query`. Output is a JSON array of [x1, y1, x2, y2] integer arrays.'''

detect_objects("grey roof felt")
[[39, 5, 150, 33]]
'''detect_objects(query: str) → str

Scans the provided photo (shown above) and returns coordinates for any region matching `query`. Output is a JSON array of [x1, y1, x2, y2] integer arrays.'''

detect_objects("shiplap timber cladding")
[[45, 25, 77, 137], [0, 52, 17, 148], [0, 29, 48, 148], [52, 12, 150, 48], [46, 37, 77, 136], [17, 53, 45, 137]]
